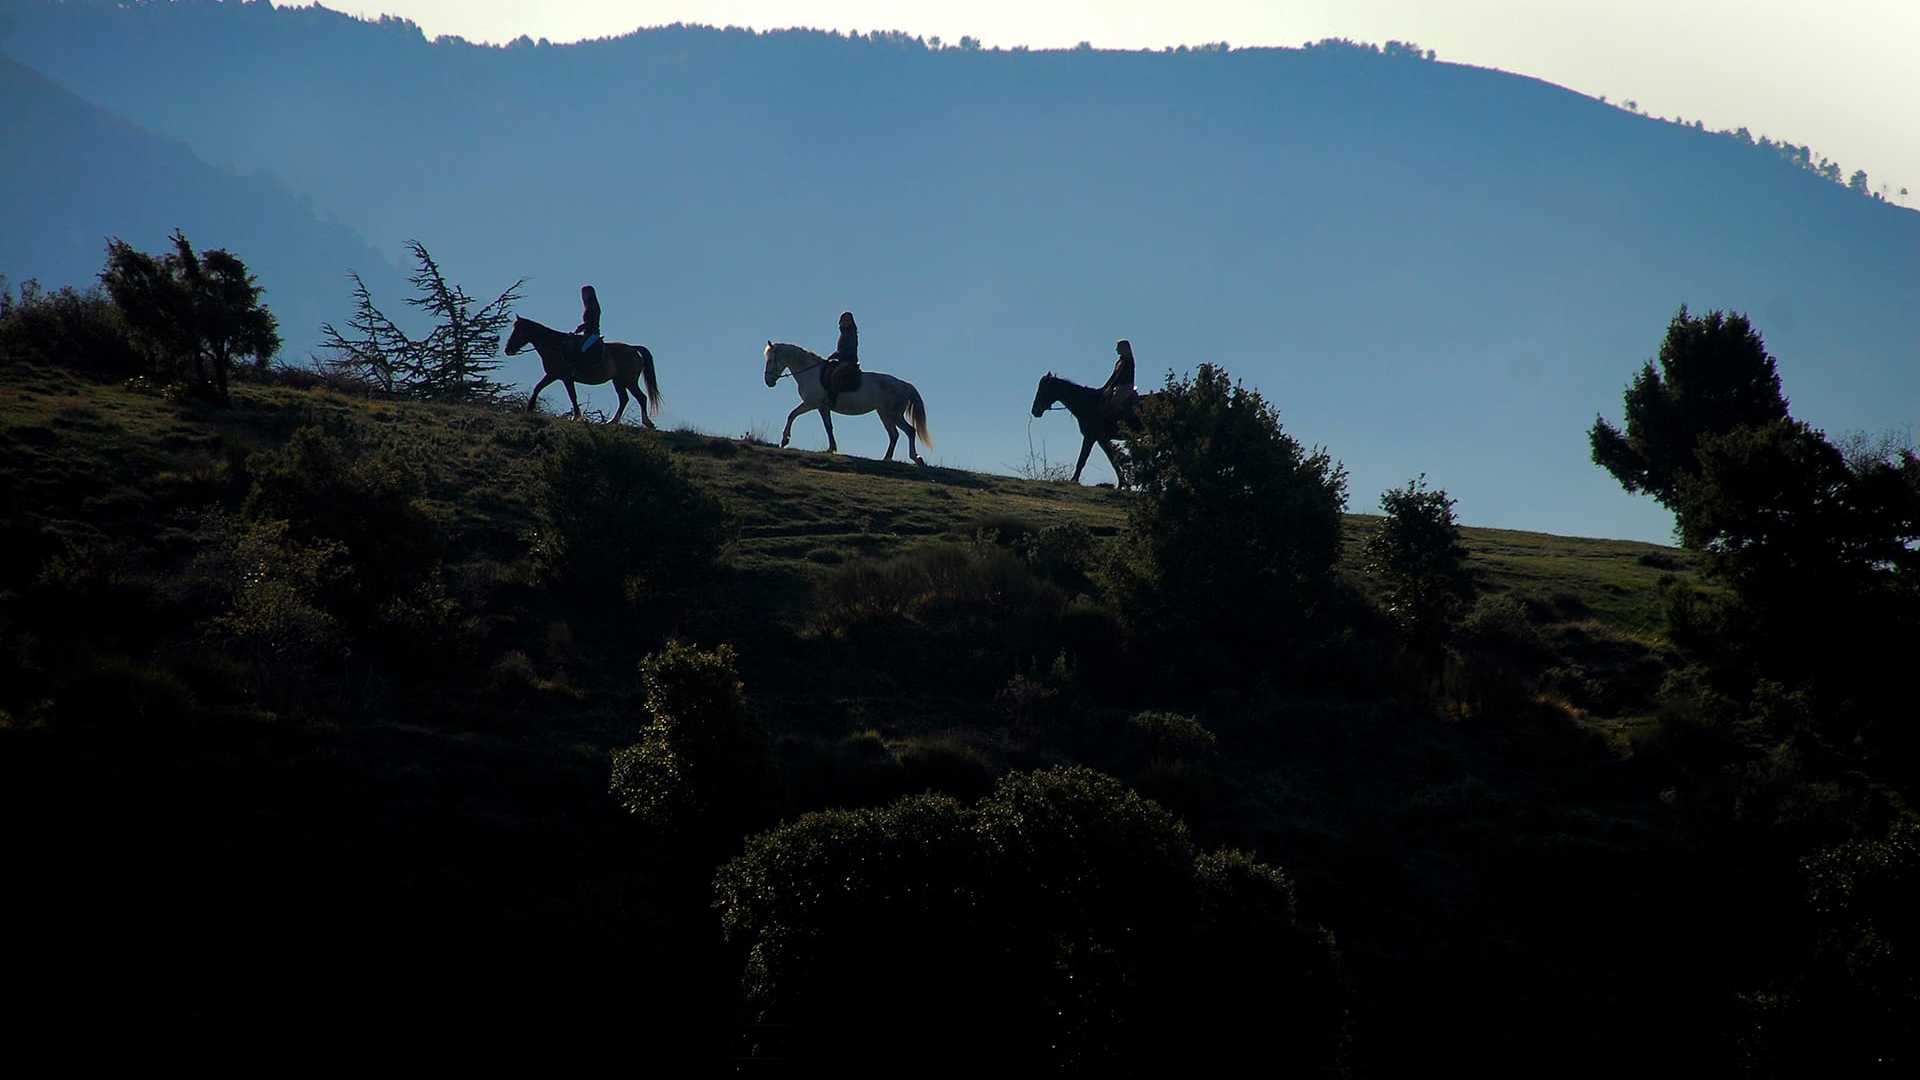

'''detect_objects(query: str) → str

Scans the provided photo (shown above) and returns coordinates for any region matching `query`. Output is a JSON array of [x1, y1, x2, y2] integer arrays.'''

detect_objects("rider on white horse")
[[822, 310, 860, 410]]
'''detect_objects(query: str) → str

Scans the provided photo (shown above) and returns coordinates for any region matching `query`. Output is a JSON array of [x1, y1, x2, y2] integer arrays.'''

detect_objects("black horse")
[[1030, 373, 1150, 488], [504, 316, 661, 426]]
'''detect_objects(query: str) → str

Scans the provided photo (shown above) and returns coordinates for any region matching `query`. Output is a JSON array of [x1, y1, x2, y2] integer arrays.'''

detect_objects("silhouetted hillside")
[[0, 56, 403, 362], [3, 2, 1915, 544]]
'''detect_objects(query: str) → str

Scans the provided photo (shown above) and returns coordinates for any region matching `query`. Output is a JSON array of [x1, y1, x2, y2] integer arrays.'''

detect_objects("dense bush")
[[714, 765, 1346, 1070], [100, 230, 280, 402], [1109, 363, 1348, 685], [816, 541, 1065, 626], [610, 642, 778, 850], [1364, 474, 1473, 644], [243, 426, 439, 602], [0, 278, 142, 377], [535, 424, 734, 603]]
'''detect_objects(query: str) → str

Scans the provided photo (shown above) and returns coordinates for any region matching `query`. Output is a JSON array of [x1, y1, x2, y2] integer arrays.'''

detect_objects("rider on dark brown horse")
[[575, 284, 604, 364], [823, 310, 860, 410], [1101, 338, 1136, 422]]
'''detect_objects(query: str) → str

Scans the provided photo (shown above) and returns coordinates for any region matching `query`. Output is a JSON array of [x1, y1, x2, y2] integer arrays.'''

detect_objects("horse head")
[[503, 316, 531, 356], [1031, 373, 1058, 418], [763, 341, 783, 388]]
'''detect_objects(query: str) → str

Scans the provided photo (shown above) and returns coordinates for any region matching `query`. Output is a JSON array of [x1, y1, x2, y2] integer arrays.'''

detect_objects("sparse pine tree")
[[317, 241, 521, 401], [401, 240, 522, 403], [318, 272, 414, 393]]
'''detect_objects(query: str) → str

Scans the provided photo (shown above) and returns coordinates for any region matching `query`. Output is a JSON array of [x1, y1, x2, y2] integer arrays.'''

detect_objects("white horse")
[[762, 341, 933, 465]]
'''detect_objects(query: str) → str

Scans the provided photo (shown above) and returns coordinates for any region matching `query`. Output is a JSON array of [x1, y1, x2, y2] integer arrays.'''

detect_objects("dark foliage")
[[1364, 474, 1473, 644], [1109, 363, 1348, 685], [1589, 307, 1789, 512], [100, 229, 279, 402], [242, 425, 440, 603], [534, 424, 735, 603], [714, 766, 1346, 1070], [611, 642, 779, 851], [0, 277, 142, 376], [320, 240, 522, 402]]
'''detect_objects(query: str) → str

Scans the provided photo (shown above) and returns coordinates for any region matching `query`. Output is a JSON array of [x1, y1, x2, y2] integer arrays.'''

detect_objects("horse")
[[504, 316, 661, 427], [1030, 373, 1150, 488], [763, 341, 932, 465]]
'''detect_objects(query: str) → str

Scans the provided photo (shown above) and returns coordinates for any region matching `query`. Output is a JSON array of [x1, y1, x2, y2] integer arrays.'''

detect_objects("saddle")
[[824, 361, 862, 395]]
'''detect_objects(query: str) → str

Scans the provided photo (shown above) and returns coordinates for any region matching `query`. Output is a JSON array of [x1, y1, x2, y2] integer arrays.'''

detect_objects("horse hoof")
[[643, 419, 658, 431]]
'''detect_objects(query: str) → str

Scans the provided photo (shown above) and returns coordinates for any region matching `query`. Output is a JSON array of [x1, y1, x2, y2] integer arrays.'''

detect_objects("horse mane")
[[770, 341, 825, 363]]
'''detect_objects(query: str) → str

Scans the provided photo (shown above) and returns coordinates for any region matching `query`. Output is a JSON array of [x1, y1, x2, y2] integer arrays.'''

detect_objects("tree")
[[1109, 363, 1347, 682], [1364, 474, 1473, 643], [1589, 306, 1789, 515], [402, 240, 520, 402], [1848, 169, 1870, 195], [317, 272, 412, 393], [610, 642, 778, 850], [1594, 310, 1920, 766], [100, 229, 279, 402], [318, 240, 520, 401]]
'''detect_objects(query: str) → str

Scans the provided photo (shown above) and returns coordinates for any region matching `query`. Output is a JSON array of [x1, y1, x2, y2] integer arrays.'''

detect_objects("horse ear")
[[766, 339, 773, 348]]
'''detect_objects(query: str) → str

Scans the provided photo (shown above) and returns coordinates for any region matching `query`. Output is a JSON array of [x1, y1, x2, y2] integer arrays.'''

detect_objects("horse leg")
[[1073, 436, 1095, 484], [880, 412, 899, 461], [526, 374, 556, 412], [904, 419, 924, 466], [563, 379, 582, 420], [819, 406, 837, 453], [781, 401, 812, 448], [611, 382, 629, 425], [634, 381, 656, 430], [1099, 439, 1126, 488]]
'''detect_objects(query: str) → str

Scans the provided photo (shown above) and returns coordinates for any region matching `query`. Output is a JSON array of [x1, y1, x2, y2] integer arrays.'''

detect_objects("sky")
[[319, 1, 1920, 203]]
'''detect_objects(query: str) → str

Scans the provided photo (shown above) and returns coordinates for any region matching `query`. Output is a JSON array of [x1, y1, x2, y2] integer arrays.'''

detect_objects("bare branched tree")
[[318, 241, 523, 401], [318, 272, 413, 393], [403, 240, 523, 404]]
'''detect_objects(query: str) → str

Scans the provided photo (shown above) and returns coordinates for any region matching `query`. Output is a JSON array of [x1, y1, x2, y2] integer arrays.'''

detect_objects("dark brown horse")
[[1030, 373, 1150, 487], [505, 316, 661, 426]]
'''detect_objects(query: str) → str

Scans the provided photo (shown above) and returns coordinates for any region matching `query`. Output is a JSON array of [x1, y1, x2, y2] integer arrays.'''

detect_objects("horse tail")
[[638, 345, 661, 408], [907, 384, 932, 448]]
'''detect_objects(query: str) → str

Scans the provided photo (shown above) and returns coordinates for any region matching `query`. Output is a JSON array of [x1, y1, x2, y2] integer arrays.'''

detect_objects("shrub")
[[535, 425, 734, 602], [610, 642, 777, 849], [1126, 710, 1218, 760], [1015, 521, 1097, 597], [1364, 474, 1473, 643], [890, 731, 996, 798], [817, 542, 1066, 628], [713, 766, 1345, 1070], [243, 426, 439, 602], [209, 518, 350, 682], [52, 655, 200, 739], [0, 278, 142, 377], [1109, 363, 1348, 685], [714, 793, 981, 1061]]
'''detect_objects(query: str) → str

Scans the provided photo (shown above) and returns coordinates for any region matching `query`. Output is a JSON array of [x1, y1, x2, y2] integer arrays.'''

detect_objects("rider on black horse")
[[822, 310, 860, 410], [576, 284, 604, 364], [1101, 338, 1137, 423]]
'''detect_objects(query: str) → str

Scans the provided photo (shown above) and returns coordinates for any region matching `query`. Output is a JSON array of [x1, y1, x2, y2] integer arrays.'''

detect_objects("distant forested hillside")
[[2, 1, 1915, 543], [0, 56, 404, 363]]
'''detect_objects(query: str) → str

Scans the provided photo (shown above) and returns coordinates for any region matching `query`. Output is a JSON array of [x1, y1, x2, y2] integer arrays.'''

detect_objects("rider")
[[1101, 338, 1136, 421], [823, 310, 859, 409], [575, 284, 604, 363]]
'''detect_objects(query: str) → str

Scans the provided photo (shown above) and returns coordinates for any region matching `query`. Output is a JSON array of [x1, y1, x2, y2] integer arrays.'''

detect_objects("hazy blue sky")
[[322, 1, 1920, 203]]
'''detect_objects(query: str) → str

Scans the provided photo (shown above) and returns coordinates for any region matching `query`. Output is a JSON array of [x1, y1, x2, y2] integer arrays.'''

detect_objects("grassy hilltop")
[[1, 357, 1729, 1066]]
